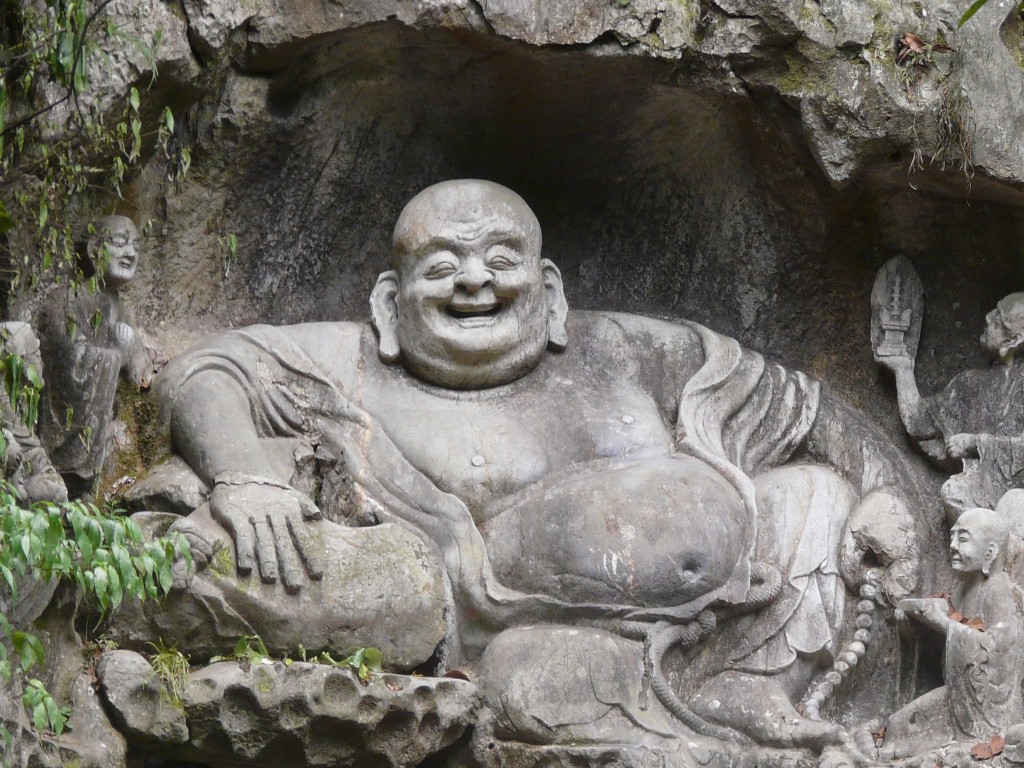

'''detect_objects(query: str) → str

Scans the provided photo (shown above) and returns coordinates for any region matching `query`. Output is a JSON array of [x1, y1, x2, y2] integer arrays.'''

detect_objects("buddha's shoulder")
[[567, 310, 703, 351], [263, 319, 366, 343], [215, 320, 369, 371]]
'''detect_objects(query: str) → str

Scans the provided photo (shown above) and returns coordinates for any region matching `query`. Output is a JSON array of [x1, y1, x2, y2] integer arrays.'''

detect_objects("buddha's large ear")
[[1001, 331, 1024, 361], [370, 270, 401, 363], [542, 258, 568, 352]]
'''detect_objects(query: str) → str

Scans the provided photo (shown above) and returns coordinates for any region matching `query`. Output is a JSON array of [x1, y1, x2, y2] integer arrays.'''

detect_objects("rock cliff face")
[[29, 0, 1021, 426], [5, 1, 1024, 765]]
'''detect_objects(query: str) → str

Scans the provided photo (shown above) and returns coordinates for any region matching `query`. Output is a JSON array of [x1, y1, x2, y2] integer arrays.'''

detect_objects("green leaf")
[[13, 631, 45, 672], [163, 106, 174, 133], [32, 701, 46, 732], [958, 0, 989, 25], [45, 696, 65, 736], [129, 86, 140, 112], [0, 202, 14, 236], [157, 556, 172, 593], [24, 363, 42, 389], [108, 565, 123, 609], [93, 566, 109, 607], [361, 647, 383, 671]]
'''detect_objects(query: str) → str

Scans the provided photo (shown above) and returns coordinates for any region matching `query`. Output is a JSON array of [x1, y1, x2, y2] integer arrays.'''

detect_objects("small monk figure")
[[38, 215, 153, 497], [854, 506, 1024, 760], [877, 290, 1024, 520]]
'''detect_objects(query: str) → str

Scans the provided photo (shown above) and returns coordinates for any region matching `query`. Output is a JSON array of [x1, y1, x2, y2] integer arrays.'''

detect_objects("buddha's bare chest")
[[362, 376, 674, 517]]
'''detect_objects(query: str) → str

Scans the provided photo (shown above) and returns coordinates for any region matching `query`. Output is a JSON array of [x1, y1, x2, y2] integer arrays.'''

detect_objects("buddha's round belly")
[[480, 455, 749, 607]]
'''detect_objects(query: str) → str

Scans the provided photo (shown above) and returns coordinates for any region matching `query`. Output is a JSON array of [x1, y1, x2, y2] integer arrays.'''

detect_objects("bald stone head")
[[951, 507, 1008, 576], [371, 180, 568, 390], [391, 180, 542, 268], [982, 292, 1024, 360], [85, 215, 140, 290]]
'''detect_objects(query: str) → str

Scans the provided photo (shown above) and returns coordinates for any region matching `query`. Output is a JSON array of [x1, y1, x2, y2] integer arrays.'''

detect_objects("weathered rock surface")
[[8, 0, 1024, 766], [96, 650, 189, 745], [121, 455, 209, 514], [20, 0, 1008, 454], [98, 654, 478, 768]]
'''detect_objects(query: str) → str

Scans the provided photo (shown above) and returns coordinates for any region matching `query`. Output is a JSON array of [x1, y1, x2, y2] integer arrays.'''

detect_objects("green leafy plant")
[[221, 232, 238, 278], [894, 32, 975, 188], [1, 1, 187, 296], [0, 489, 192, 755], [146, 640, 190, 703], [215, 638, 384, 683], [21, 678, 71, 738], [210, 634, 272, 665], [316, 647, 384, 683], [0, 3, 191, 763]]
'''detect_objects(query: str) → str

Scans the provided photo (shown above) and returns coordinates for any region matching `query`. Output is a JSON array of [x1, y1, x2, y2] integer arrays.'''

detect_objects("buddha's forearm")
[[170, 371, 279, 484]]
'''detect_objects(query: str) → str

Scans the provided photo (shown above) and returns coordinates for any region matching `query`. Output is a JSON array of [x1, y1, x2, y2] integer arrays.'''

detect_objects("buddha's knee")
[[756, 465, 857, 525], [479, 626, 677, 745], [114, 516, 447, 670], [314, 523, 446, 668], [753, 465, 856, 565]]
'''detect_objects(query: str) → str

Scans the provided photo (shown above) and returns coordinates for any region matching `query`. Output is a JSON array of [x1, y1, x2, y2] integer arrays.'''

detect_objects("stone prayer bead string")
[[801, 569, 883, 721]]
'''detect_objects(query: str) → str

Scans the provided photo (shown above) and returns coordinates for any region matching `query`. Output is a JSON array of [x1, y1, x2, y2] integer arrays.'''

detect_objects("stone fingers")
[[269, 512, 304, 593], [211, 502, 254, 577], [251, 516, 279, 583], [211, 485, 323, 590], [287, 515, 325, 581], [293, 490, 323, 521]]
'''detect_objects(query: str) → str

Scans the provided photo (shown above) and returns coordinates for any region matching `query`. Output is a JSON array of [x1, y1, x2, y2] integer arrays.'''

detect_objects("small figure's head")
[[83, 216, 140, 289], [981, 292, 1024, 361], [370, 180, 568, 389], [950, 507, 1007, 576]]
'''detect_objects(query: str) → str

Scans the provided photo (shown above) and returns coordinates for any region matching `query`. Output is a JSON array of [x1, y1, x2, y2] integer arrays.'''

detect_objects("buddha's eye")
[[422, 259, 458, 280], [486, 245, 521, 270]]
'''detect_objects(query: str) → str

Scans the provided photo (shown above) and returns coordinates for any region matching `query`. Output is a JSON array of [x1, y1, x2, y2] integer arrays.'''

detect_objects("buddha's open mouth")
[[445, 302, 503, 320]]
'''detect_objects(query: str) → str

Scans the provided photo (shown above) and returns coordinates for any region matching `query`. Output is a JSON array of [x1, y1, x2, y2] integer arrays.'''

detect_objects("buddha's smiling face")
[[397, 203, 546, 375], [372, 180, 567, 389]]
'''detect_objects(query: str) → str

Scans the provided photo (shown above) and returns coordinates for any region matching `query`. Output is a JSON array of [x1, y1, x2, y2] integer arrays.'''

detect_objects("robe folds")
[[156, 311, 842, 669], [946, 573, 1024, 740]]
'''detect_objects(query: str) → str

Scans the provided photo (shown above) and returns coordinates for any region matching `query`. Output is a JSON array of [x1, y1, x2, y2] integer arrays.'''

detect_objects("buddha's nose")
[[455, 259, 492, 292]]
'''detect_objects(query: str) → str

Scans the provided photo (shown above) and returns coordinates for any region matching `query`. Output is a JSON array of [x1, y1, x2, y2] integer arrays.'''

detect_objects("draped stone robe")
[[151, 311, 848, 673]]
